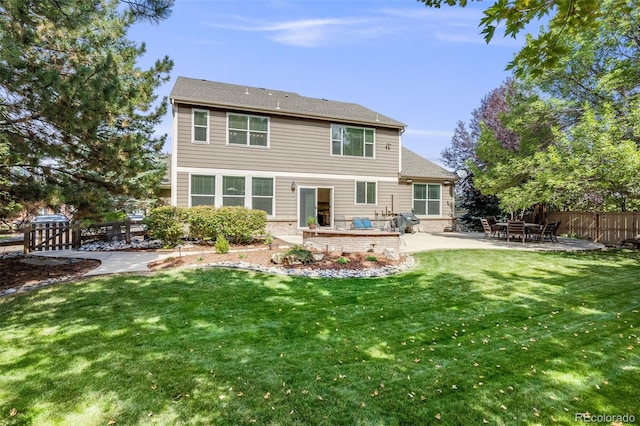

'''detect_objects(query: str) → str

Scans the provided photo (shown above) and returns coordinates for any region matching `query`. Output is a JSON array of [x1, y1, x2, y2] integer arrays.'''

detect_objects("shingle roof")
[[401, 147, 458, 180], [170, 76, 406, 129]]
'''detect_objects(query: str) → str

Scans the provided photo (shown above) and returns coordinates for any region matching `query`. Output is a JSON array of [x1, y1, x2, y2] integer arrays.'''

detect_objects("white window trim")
[[330, 124, 375, 159], [192, 109, 209, 144], [354, 180, 377, 205], [222, 175, 247, 207], [251, 176, 275, 217], [187, 172, 275, 217], [226, 113, 270, 148], [413, 183, 442, 216], [188, 173, 215, 207]]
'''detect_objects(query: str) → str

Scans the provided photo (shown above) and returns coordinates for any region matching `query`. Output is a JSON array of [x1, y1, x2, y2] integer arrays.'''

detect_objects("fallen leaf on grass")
[[10, 409, 17, 417]]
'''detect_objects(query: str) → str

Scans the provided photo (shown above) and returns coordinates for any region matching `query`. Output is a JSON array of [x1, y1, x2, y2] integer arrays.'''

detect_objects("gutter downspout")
[[170, 98, 178, 207]]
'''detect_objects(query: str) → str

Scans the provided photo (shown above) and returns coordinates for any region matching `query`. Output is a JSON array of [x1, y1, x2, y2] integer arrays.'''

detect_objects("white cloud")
[[207, 16, 375, 47]]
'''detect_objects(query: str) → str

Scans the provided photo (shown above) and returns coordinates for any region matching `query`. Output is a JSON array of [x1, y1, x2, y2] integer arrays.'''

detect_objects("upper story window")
[[331, 125, 374, 158], [228, 114, 269, 147], [413, 184, 441, 216], [193, 109, 209, 144]]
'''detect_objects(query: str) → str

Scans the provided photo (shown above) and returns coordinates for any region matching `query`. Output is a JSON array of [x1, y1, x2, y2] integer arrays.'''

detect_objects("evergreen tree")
[[0, 0, 173, 218]]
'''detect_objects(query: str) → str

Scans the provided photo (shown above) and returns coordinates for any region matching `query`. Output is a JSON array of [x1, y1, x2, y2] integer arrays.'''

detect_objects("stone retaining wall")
[[302, 229, 400, 260]]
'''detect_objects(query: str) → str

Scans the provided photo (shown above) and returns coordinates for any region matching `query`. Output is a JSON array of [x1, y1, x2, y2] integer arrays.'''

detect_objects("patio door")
[[299, 187, 317, 228]]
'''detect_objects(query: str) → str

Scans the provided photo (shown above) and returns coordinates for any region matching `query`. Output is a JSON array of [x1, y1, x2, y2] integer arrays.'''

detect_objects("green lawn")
[[1, 249, 639, 425]]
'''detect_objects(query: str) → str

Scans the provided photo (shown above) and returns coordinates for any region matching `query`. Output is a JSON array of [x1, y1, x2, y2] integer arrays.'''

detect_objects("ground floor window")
[[252, 177, 274, 215], [355, 181, 376, 205], [413, 183, 441, 215], [189, 173, 274, 215], [190, 175, 215, 206], [223, 176, 246, 207]]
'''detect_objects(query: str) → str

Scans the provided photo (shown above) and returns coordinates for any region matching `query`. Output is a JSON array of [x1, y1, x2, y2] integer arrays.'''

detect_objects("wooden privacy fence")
[[24, 222, 81, 253], [548, 212, 640, 246], [23, 220, 146, 253]]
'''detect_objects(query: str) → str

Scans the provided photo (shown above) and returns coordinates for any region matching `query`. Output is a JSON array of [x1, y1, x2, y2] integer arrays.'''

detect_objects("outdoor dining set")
[[481, 218, 561, 243]]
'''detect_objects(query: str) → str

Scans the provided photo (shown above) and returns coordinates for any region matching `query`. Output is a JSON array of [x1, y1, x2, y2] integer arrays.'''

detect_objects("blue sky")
[[129, 0, 531, 166]]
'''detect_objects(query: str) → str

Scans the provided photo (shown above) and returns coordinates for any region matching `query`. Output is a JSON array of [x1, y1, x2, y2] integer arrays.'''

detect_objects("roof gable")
[[170, 76, 405, 129], [401, 147, 458, 180]]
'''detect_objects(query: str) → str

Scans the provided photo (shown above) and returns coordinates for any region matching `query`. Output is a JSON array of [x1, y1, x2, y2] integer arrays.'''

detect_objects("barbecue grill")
[[395, 212, 421, 234]]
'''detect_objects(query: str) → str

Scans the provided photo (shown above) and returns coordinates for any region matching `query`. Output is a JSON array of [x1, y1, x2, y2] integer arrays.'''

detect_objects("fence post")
[[23, 224, 31, 254], [73, 223, 81, 249], [125, 218, 131, 243], [594, 213, 601, 243]]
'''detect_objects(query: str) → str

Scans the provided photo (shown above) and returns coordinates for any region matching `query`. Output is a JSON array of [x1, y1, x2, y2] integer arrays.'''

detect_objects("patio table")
[[496, 222, 542, 240]]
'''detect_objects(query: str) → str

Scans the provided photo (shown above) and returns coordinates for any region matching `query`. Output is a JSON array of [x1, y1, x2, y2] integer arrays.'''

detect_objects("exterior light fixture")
[[291, 180, 296, 192]]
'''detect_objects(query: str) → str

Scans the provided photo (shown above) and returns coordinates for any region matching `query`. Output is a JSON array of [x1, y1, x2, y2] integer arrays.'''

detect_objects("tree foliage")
[[446, 0, 640, 215], [441, 80, 516, 227], [0, 0, 174, 218], [416, 0, 630, 77], [468, 1, 640, 213]]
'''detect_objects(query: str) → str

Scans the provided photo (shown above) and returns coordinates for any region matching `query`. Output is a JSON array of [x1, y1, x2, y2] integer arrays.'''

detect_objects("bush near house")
[[145, 205, 267, 247], [186, 206, 218, 241], [143, 206, 187, 247]]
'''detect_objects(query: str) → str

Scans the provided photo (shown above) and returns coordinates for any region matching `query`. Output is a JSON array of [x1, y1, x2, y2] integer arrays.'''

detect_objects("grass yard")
[[1, 249, 639, 425]]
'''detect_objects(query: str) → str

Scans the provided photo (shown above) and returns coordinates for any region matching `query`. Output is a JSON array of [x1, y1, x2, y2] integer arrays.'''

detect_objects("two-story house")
[[169, 76, 457, 234]]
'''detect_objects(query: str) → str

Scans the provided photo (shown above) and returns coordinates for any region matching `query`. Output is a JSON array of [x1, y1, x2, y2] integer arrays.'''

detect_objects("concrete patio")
[[280, 231, 606, 253]]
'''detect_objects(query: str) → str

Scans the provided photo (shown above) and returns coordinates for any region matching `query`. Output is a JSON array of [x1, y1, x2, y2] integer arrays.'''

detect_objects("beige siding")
[[175, 174, 453, 222], [175, 105, 400, 177], [176, 172, 189, 206], [173, 103, 456, 233]]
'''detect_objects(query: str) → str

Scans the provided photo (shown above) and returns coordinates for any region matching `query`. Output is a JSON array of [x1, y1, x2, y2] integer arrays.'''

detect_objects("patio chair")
[[543, 221, 560, 243], [352, 217, 374, 230], [528, 222, 547, 243], [506, 220, 526, 243], [481, 218, 500, 239], [334, 214, 348, 230]]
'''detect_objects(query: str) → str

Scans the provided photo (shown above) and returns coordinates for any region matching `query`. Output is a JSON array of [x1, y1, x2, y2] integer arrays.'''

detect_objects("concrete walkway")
[[30, 232, 604, 278], [33, 250, 179, 276]]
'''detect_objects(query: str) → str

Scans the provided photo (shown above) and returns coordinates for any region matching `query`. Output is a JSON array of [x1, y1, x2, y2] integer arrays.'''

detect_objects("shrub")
[[213, 206, 266, 244], [284, 244, 315, 264], [185, 206, 218, 240], [144, 206, 187, 247], [215, 236, 230, 254], [336, 256, 350, 265], [366, 255, 378, 262]]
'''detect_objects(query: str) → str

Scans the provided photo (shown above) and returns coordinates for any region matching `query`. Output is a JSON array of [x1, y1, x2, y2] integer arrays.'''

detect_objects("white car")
[[32, 214, 70, 223]]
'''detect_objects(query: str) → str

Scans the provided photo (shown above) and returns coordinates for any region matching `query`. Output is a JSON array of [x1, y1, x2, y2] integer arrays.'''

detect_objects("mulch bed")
[[0, 255, 101, 292]]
